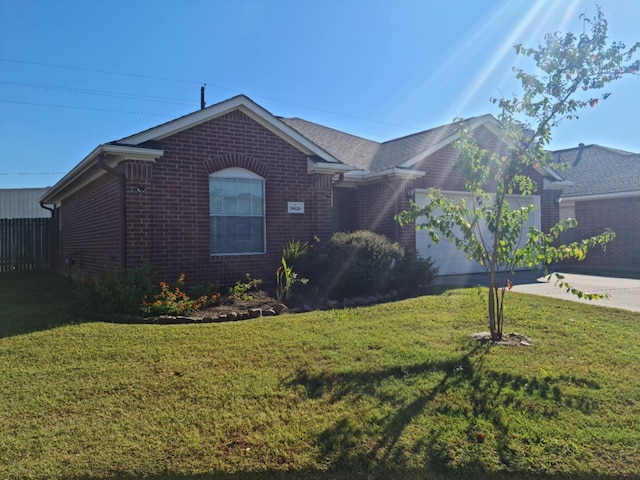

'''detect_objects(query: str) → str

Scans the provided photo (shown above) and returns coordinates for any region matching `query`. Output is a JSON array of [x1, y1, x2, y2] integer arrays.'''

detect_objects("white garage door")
[[415, 190, 541, 276]]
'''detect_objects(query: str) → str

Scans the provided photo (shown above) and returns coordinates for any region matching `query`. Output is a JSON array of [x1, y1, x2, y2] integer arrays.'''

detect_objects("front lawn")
[[1, 273, 639, 479]]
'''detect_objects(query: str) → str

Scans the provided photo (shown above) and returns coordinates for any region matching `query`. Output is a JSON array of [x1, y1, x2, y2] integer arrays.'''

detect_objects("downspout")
[[39, 203, 54, 215], [97, 157, 127, 269], [39, 202, 55, 271]]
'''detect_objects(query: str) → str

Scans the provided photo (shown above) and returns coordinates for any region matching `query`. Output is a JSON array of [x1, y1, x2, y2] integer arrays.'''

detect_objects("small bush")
[[141, 274, 221, 317], [390, 250, 438, 295], [228, 274, 263, 301], [74, 266, 154, 315], [303, 230, 403, 298], [75, 268, 221, 317], [300, 231, 438, 300]]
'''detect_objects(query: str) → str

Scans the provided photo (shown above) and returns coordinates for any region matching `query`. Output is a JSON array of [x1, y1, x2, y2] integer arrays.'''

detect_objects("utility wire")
[[0, 80, 195, 105], [0, 172, 67, 176], [0, 99, 173, 117], [0, 58, 202, 85], [1, 57, 413, 132]]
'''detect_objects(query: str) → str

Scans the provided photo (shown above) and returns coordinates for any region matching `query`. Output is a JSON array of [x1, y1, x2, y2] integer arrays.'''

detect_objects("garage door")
[[415, 190, 541, 276]]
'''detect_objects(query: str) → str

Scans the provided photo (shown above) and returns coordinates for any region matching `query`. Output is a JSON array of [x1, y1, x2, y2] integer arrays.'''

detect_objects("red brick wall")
[[349, 179, 416, 250], [132, 110, 334, 286], [56, 172, 122, 277], [125, 161, 154, 269], [541, 189, 560, 233], [563, 196, 640, 271]]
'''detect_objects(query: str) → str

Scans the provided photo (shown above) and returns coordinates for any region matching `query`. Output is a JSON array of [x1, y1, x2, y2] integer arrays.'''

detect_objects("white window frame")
[[209, 168, 265, 255]]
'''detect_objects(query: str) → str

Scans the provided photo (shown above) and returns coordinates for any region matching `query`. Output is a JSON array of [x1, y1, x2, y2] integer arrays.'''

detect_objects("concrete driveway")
[[511, 272, 640, 313], [433, 271, 640, 313]]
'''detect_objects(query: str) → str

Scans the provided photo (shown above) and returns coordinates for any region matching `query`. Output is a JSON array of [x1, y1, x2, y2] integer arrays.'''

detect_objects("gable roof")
[[281, 114, 497, 173], [553, 144, 640, 198], [41, 95, 352, 205], [116, 95, 344, 165]]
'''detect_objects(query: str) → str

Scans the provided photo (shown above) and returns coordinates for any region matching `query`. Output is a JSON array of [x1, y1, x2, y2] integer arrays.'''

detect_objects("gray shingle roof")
[[281, 115, 490, 172], [279, 118, 379, 170], [553, 145, 640, 197]]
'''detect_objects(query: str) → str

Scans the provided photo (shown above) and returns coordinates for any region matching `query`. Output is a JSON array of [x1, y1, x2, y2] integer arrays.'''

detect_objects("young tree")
[[397, 8, 639, 341]]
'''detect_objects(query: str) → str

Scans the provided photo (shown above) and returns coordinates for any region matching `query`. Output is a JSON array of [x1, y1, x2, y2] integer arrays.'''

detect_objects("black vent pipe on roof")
[[574, 143, 586, 166]]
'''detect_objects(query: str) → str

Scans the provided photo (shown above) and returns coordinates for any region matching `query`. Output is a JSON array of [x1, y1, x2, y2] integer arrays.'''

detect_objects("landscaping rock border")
[[85, 291, 402, 325]]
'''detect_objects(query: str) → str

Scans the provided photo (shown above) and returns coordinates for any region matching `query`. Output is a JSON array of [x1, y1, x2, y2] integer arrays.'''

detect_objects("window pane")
[[210, 195, 222, 214], [252, 197, 263, 215], [251, 181, 263, 198], [237, 196, 252, 215], [221, 179, 237, 196], [222, 197, 237, 215], [210, 173, 265, 254], [236, 179, 252, 196], [211, 216, 264, 254]]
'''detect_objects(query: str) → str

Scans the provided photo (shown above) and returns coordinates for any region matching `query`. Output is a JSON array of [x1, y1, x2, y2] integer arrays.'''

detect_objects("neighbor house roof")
[[553, 144, 640, 199]]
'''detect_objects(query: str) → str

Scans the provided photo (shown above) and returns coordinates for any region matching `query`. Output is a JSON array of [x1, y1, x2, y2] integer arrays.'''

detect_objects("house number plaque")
[[287, 202, 305, 214]]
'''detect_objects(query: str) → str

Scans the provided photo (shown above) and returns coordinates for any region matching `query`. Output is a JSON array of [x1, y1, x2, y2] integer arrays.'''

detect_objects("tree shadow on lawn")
[[63, 469, 638, 480], [285, 342, 604, 478], [61, 346, 620, 480]]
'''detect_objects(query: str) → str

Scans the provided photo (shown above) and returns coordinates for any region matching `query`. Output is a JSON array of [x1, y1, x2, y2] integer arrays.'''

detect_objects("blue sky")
[[1, 0, 639, 189]]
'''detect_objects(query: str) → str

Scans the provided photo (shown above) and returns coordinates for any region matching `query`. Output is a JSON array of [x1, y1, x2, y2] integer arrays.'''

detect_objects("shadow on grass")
[[63, 470, 640, 480], [284, 343, 604, 478], [0, 271, 81, 338]]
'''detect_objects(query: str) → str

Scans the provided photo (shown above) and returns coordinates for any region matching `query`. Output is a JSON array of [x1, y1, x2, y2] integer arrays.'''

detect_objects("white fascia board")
[[389, 167, 427, 180], [343, 167, 425, 183], [541, 165, 564, 181], [307, 159, 355, 174], [397, 115, 495, 169], [117, 95, 251, 144], [118, 95, 341, 164], [544, 178, 575, 190], [101, 144, 163, 161], [41, 144, 163, 205], [560, 190, 640, 203]]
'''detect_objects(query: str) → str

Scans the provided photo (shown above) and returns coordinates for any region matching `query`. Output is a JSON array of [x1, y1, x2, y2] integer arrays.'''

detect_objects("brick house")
[[553, 144, 640, 274], [40, 95, 562, 284]]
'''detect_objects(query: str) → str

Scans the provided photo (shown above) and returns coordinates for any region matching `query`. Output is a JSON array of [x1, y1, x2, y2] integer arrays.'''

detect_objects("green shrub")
[[74, 266, 154, 315], [228, 274, 263, 301], [300, 231, 438, 300], [304, 230, 402, 298], [141, 274, 221, 317], [390, 250, 438, 295]]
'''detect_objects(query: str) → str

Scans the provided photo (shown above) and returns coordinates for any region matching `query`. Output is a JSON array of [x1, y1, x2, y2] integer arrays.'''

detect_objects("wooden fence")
[[0, 218, 53, 273]]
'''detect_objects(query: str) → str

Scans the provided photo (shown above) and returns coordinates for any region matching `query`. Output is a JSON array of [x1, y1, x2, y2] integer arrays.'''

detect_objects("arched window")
[[209, 168, 265, 255]]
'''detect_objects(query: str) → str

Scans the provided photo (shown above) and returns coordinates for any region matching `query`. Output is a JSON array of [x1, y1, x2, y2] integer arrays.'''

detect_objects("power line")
[[0, 58, 202, 85], [0, 172, 66, 176], [0, 80, 195, 105], [1, 57, 413, 132], [0, 99, 174, 117]]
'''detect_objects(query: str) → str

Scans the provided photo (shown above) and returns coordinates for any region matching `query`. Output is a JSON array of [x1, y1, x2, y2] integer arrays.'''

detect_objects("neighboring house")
[[40, 95, 563, 284], [553, 144, 640, 273], [0, 188, 51, 218]]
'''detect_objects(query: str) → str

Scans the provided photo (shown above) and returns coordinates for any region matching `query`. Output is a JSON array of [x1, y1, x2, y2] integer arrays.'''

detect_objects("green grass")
[[1, 273, 639, 479]]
